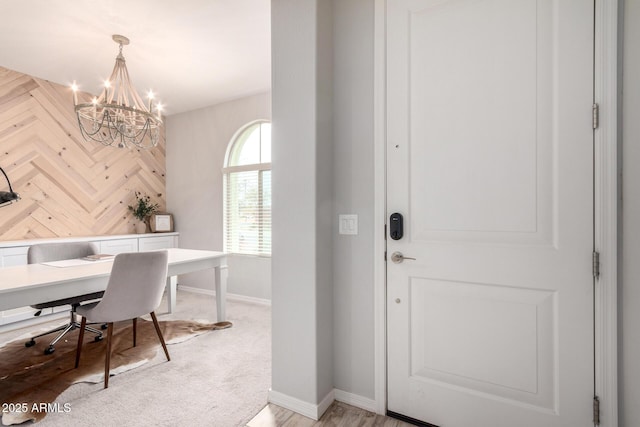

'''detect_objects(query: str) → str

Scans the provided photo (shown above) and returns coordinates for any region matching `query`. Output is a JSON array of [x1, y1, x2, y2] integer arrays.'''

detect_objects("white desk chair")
[[26, 242, 105, 354], [74, 250, 170, 388]]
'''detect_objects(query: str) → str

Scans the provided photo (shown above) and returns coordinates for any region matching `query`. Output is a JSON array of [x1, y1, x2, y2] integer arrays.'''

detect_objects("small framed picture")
[[150, 213, 174, 232]]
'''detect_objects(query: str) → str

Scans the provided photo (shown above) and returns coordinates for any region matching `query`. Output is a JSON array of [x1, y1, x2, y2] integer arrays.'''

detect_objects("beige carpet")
[[0, 291, 271, 427], [1, 319, 218, 425]]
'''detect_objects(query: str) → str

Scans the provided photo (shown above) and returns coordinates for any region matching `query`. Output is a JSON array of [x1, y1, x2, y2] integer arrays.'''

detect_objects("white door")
[[386, 1, 594, 426]]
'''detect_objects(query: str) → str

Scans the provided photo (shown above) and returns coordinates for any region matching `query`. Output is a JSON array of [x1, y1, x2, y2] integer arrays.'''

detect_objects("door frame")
[[371, 1, 619, 425]]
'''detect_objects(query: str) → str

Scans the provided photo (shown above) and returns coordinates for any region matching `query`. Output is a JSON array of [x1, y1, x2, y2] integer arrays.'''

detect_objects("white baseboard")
[[175, 285, 213, 296], [176, 285, 271, 306], [268, 389, 334, 420], [334, 389, 378, 413], [317, 389, 335, 419], [176, 285, 216, 297], [267, 388, 378, 420]]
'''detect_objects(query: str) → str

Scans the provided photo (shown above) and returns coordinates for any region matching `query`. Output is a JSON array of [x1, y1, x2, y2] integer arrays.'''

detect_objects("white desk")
[[0, 248, 228, 322]]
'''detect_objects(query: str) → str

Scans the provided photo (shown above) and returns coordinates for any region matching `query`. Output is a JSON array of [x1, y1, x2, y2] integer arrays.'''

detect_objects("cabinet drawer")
[[0, 246, 28, 267], [99, 239, 139, 255], [139, 236, 176, 251]]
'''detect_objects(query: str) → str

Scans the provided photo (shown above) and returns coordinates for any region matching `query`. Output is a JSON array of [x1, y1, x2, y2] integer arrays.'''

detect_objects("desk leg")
[[166, 276, 177, 314], [214, 264, 228, 322]]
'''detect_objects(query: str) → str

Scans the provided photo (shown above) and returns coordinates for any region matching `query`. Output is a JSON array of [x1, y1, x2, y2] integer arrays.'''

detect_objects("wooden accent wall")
[[0, 66, 166, 240]]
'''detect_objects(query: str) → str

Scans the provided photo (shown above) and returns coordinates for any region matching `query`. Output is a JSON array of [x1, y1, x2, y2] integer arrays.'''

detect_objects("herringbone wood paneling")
[[0, 66, 166, 240]]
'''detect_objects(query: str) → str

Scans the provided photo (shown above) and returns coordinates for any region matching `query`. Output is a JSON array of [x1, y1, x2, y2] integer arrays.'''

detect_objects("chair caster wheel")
[[94, 335, 104, 342], [44, 346, 55, 355], [25, 340, 35, 348], [101, 324, 108, 330]]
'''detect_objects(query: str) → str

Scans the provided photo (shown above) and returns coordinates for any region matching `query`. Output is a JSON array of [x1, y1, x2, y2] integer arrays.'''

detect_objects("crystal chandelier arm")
[[122, 66, 148, 110], [116, 64, 127, 106], [76, 105, 160, 148]]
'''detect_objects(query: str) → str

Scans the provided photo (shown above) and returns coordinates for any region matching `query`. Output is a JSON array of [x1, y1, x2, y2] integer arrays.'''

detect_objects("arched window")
[[223, 121, 271, 256]]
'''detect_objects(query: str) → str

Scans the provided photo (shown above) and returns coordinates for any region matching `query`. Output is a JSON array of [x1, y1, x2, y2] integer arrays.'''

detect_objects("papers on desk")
[[42, 255, 114, 268], [82, 254, 115, 261]]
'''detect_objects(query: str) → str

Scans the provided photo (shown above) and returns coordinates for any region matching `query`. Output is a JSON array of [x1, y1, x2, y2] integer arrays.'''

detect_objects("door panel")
[[411, 0, 541, 238], [410, 278, 556, 410], [386, 0, 594, 426]]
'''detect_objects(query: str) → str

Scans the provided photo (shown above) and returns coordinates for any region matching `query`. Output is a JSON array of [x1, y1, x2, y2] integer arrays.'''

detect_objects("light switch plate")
[[339, 214, 358, 235]]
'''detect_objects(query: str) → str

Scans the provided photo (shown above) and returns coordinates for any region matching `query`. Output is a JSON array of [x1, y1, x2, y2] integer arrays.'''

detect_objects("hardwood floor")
[[247, 401, 415, 427]]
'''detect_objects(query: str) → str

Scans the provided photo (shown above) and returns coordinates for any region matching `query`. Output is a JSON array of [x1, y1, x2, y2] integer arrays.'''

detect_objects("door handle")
[[390, 252, 416, 264]]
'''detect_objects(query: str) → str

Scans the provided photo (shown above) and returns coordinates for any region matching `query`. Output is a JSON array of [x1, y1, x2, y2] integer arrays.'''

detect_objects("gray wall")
[[621, 2, 639, 425], [165, 92, 272, 299], [271, 0, 375, 408], [332, 0, 375, 399], [271, 0, 334, 405], [316, 0, 335, 402]]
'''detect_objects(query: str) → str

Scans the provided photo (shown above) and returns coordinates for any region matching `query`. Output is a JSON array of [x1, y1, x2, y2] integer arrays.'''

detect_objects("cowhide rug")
[[0, 318, 231, 425]]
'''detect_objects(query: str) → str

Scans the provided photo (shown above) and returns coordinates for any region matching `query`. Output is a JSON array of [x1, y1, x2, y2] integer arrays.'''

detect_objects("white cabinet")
[[0, 306, 44, 325], [0, 247, 28, 267]]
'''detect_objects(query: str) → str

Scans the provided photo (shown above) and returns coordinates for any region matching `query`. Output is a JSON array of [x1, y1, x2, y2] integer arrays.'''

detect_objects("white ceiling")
[[0, 0, 271, 116]]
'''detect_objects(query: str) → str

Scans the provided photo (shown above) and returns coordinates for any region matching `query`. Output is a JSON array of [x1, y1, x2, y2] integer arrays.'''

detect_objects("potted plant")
[[128, 191, 159, 233]]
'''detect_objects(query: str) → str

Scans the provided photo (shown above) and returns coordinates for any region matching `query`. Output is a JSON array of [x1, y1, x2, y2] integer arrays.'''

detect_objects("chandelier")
[[72, 35, 162, 149]]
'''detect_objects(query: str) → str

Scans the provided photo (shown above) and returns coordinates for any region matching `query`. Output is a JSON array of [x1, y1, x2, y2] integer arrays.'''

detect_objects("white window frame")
[[223, 120, 271, 256]]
